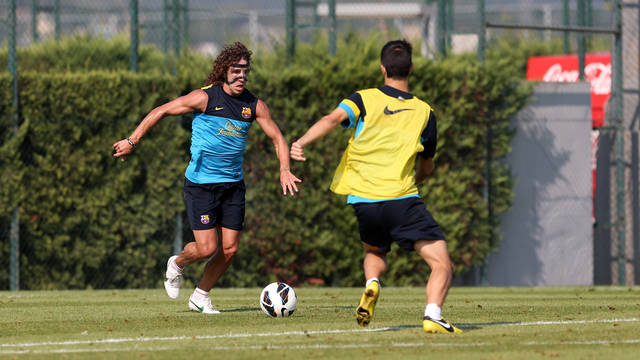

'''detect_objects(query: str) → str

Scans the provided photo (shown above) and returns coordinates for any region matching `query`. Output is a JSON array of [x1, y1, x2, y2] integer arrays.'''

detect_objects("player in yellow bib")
[[291, 40, 462, 333]]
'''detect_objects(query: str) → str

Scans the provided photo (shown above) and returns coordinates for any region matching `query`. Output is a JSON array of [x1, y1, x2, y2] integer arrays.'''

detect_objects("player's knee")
[[431, 257, 453, 276], [222, 244, 238, 261], [197, 243, 218, 259]]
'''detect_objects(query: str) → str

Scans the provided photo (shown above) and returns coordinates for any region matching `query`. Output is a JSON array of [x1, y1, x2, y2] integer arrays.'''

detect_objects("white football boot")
[[163, 255, 183, 299], [188, 294, 221, 314]]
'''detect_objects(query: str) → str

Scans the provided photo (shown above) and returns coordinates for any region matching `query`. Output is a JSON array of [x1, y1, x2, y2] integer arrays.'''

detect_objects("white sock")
[[193, 287, 209, 299], [425, 303, 442, 320], [365, 278, 380, 288], [170, 257, 183, 273]]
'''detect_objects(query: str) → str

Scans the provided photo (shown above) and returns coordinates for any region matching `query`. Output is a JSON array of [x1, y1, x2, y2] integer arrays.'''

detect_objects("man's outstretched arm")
[[255, 99, 302, 196], [291, 107, 349, 162], [113, 90, 207, 161]]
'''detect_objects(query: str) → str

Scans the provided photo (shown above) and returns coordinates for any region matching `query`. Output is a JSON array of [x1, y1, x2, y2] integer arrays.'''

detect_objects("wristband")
[[127, 138, 136, 148], [280, 168, 290, 173]]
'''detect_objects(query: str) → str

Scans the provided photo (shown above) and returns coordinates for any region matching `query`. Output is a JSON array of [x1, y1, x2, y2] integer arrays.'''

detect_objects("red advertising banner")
[[526, 53, 611, 128]]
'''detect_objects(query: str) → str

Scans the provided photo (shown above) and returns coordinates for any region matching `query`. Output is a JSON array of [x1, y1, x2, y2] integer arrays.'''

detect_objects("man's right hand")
[[112, 138, 135, 162], [290, 140, 306, 161]]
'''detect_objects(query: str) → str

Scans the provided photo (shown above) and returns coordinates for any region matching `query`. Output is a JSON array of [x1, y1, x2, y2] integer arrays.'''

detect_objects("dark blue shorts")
[[183, 178, 246, 231], [352, 197, 445, 252]]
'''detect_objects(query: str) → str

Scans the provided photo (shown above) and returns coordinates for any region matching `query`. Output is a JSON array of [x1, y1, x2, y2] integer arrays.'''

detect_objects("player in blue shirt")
[[113, 42, 300, 314]]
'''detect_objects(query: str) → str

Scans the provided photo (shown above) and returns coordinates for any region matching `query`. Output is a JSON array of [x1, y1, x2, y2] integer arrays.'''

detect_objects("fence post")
[[173, 0, 180, 56], [613, 0, 625, 285], [563, 0, 569, 54], [130, 0, 139, 72], [476, 0, 490, 286], [163, 0, 169, 54], [446, 0, 453, 50], [437, 0, 446, 56], [328, 0, 336, 56], [577, 0, 586, 80], [586, 0, 592, 48], [286, 0, 296, 61], [31, 0, 38, 43], [54, 0, 60, 39], [312, 0, 319, 26], [182, 0, 189, 51], [8, 0, 20, 292], [477, 0, 485, 63]]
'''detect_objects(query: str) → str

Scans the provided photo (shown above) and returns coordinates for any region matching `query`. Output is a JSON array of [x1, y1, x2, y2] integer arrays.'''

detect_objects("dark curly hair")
[[204, 42, 253, 86]]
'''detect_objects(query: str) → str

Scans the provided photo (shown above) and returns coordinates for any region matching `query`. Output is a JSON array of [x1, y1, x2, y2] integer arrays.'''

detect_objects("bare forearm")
[[128, 107, 165, 144], [273, 135, 292, 170], [297, 115, 341, 147], [291, 107, 347, 162]]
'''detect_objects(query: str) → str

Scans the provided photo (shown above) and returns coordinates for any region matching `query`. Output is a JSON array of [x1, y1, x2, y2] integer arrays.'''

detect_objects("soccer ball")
[[259, 282, 297, 317]]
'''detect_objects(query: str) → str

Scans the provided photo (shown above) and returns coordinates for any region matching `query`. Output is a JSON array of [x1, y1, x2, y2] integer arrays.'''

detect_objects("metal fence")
[[0, 1, 619, 59], [2, 0, 638, 287]]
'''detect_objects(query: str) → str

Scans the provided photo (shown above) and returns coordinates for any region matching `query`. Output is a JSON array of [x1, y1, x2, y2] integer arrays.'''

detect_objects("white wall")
[[486, 82, 593, 286]]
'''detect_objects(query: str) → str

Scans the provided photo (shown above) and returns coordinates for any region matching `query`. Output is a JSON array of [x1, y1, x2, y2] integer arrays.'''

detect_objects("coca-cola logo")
[[542, 62, 611, 95]]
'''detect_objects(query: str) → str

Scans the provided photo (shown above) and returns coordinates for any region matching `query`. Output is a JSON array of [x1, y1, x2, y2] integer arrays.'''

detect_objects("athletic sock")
[[425, 303, 442, 320], [170, 257, 183, 273], [193, 287, 209, 300], [365, 278, 380, 288]]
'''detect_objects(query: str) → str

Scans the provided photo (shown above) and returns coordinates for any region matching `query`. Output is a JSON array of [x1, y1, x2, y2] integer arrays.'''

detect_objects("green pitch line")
[[1, 286, 640, 359]]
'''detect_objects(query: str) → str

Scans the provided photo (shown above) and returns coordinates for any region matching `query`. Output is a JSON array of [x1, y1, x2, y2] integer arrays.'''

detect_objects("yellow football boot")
[[423, 316, 463, 333], [355, 281, 380, 327]]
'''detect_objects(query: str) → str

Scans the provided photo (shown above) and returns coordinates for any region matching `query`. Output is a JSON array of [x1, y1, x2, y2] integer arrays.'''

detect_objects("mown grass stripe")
[[3, 339, 640, 356], [2, 317, 639, 349]]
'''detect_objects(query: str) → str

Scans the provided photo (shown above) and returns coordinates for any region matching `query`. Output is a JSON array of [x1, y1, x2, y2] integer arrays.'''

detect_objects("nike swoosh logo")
[[190, 300, 204, 312], [215, 106, 224, 111], [383, 105, 413, 115], [425, 316, 454, 332]]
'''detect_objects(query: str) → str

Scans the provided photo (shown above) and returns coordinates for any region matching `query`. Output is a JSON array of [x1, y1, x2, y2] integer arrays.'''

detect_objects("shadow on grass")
[[223, 306, 262, 313], [316, 305, 353, 309], [179, 306, 261, 313], [457, 321, 521, 330], [368, 321, 516, 332]]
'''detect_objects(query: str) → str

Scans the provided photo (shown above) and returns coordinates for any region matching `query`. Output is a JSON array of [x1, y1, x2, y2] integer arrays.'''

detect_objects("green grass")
[[2, 286, 640, 359]]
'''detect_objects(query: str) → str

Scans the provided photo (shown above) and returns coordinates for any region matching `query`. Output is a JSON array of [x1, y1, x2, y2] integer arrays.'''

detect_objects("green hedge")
[[0, 72, 190, 289], [1, 36, 531, 289]]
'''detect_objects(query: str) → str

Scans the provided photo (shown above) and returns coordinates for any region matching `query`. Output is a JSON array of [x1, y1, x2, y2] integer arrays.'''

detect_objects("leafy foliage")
[[1, 35, 531, 289], [1, 71, 189, 289]]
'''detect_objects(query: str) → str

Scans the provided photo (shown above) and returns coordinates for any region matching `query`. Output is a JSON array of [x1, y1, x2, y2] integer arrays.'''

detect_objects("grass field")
[[2, 286, 640, 359]]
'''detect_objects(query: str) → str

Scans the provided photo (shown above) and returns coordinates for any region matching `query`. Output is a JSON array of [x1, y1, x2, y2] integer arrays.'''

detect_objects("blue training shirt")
[[185, 84, 258, 184]]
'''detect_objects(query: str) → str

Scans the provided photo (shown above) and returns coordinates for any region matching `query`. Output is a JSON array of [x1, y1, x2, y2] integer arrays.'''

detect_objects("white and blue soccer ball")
[[260, 282, 297, 317]]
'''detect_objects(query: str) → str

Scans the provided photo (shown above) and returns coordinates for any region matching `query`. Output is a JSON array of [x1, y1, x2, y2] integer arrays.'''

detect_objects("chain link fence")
[[1, 1, 618, 58], [2, 0, 287, 57]]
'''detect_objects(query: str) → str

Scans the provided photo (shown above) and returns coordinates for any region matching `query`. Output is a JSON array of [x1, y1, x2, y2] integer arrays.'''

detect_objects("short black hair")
[[380, 40, 413, 79]]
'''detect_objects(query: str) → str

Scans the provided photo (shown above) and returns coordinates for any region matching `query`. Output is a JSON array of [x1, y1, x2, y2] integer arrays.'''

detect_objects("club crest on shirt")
[[200, 215, 210, 224], [241, 107, 252, 119]]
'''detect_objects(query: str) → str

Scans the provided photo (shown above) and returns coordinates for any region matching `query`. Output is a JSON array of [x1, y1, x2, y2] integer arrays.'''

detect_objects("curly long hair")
[[204, 42, 253, 86]]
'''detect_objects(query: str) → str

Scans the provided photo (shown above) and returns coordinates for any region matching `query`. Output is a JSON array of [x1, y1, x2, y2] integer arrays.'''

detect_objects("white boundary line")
[[465, 317, 640, 328], [1, 317, 639, 352]]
